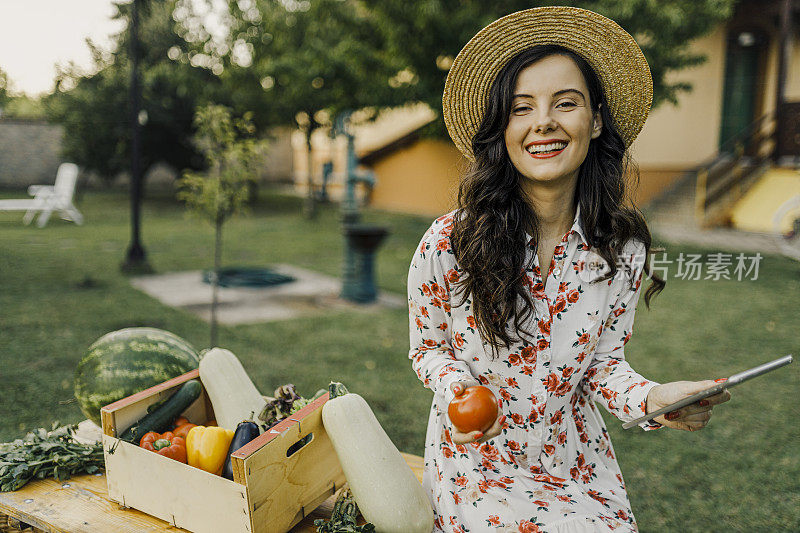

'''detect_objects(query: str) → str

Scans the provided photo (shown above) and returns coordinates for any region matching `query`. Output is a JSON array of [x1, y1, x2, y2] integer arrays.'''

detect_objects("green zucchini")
[[119, 379, 202, 444]]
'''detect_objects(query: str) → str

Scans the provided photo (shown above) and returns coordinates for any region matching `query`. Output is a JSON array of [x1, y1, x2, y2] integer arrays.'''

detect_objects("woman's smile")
[[526, 140, 569, 158]]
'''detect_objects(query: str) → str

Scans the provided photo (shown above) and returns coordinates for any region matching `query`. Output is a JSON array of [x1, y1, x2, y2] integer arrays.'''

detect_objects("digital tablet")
[[622, 354, 793, 430]]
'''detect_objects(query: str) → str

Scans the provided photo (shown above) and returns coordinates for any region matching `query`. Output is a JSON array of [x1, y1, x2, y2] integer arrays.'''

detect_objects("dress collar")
[[525, 203, 589, 247]]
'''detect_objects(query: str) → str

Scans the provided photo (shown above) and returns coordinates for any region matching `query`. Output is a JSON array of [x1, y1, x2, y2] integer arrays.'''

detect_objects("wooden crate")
[[100, 369, 345, 533]]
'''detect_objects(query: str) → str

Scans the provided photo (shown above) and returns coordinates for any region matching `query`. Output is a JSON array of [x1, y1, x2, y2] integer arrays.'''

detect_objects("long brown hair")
[[450, 44, 665, 357]]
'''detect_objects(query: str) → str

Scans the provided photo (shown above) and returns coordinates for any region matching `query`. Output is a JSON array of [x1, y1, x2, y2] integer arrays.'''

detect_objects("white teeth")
[[527, 142, 567, 154]]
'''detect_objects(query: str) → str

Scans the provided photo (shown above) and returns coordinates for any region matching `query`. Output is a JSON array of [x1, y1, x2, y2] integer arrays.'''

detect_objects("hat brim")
[[443, 6, 653, 161]]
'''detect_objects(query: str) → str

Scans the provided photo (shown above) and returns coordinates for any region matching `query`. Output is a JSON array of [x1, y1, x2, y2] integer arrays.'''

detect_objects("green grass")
[[1, 189, 797, 531]]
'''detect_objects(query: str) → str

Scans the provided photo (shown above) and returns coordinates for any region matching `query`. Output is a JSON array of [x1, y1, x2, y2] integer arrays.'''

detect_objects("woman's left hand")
[[646, 380, 732, 431]]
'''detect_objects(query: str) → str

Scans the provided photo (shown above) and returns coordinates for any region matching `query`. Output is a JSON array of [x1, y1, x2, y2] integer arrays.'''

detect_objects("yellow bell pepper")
[[186, 425, 234, 475]]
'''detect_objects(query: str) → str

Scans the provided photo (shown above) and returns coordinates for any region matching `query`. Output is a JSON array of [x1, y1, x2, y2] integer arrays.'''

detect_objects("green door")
[[719, 32, 762, 152]]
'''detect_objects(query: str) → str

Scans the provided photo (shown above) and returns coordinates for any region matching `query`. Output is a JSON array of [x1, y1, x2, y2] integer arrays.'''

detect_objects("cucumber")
[[119, 379, 202, 444]]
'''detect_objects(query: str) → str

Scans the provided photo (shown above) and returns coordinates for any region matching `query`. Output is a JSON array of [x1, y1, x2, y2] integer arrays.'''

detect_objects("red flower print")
[[543, 444, 555, 455], [466, 316, 476, 329], [552, 298, 566, 314], [421, 283, 431, 296], [434, 284, 448, 300], [500, 476, 514, 484], [510, 413, 525, 425], [616, 509, 629, 521], [537, 338, 549, 351], [437, 322, 447, 331], [487, 479, 507, 489], [443, 302, 451, 313], [420, 306, 429, 318], [538, 319, 551, 335], [528, 411, 539, 424], [582, 473, 591, 484], [556, 494, 571, 503], [559, 281, 569, 293], [424, 338, 437, 347], [442, 447, 453, 458], [544, 373, 559, 392], [488, 516, 501, 526], [555, 381, 572, 397], [508, 352, 522, 366], [521, 365, 534, 376], [447, 268, 459, 283], [549, 411, 563, 425], [579, 432, 589, 443], [415, 317, 424, 330], [455, 444, 467, 454], [479, 443, 500, 461], [577, 332, 590, 344], [532, 500, 549, 508], [567, 290, 580, 303], [452, 492, 461, 504], [521, 346, 536, 363], [436, 239, 449, 252], [588, 490, 608, 505], [613, 306, 625, 317], [454, 475, 467, 486], [481, 458, 494, 470], [507, 440, 521, 451], [518, 520, 541, 533], [431, 297, 442, 308], [453, 332, 465, 348], [506, 376, 519, 388], [478, 479, 489, 493], [557, 431, 567, 444], [561, 366, 574, 379], [499, 389, 512, 401]]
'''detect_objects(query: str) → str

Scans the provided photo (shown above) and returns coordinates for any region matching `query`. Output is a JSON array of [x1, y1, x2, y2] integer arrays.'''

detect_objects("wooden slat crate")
[[100, 369, 346, 533]]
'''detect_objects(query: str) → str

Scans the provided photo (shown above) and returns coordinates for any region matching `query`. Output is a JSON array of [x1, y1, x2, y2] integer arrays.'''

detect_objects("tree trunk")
[[304, 127, 317, 219], [210, 217, 223, 348]]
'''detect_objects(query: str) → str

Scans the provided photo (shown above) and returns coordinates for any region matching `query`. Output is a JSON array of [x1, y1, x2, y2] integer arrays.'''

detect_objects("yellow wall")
[[369, 139, 464, 216], [631, 26, 728, 168]]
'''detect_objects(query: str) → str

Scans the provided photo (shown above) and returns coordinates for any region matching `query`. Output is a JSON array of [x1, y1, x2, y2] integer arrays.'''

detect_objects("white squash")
[[322, 382, 433, 533], [198, 348, 267, 431]]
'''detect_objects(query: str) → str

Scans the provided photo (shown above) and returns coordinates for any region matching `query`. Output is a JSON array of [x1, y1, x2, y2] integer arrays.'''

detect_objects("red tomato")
[[447, 385, 498, 433]]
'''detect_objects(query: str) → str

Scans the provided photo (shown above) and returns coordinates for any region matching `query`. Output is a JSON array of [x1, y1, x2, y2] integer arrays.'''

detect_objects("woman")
[[407, 7, 732, 532]]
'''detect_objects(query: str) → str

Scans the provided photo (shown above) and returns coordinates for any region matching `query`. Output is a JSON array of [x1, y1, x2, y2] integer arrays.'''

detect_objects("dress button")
[[553, 268, 561, 277]]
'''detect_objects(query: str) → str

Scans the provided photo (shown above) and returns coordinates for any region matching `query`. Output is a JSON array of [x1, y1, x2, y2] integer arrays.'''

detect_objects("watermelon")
[[74, 328, 201, 426]]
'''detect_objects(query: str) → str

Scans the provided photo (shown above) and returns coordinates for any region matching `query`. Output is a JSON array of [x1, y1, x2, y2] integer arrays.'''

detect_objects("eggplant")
[[221, 421, 261, 480]]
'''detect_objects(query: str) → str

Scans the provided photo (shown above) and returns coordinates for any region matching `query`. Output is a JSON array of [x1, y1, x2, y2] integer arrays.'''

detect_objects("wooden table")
[[0, 453, 424, 532]]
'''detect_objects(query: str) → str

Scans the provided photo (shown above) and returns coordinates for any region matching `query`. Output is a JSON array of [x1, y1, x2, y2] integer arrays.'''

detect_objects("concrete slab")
[[130, 264, 405, 325]]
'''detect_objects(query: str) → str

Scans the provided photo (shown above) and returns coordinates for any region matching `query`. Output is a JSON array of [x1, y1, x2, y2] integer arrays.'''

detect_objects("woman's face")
[[503, 54, 602, 187]]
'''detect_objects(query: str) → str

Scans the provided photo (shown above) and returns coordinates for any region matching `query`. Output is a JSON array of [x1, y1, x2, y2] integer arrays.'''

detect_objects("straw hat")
[[442, 6, 653, 161]]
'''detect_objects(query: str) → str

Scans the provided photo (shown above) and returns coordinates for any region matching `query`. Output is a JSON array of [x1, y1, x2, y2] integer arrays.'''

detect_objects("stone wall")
[[0, 119, 64, 188], [0, 119, 294, 190]]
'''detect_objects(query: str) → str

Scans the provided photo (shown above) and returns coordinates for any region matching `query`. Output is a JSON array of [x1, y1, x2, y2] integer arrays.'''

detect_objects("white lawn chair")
[[0, 163, 83, 227]]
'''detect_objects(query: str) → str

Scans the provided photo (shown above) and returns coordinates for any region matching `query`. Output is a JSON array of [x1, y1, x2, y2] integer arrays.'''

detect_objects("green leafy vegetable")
[[314, 487, 375, 532], [0, 422, 104, 492]]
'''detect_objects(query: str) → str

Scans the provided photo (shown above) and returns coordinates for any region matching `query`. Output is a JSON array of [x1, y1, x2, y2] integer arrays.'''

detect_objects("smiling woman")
[[408, 6, 732, 533]]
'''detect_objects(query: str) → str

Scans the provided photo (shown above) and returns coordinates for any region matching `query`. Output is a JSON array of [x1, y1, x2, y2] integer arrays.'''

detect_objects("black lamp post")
[[122, 0, 152, 273]]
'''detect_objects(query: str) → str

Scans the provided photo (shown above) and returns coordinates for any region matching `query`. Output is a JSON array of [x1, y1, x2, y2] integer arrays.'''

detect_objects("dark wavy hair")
[[450, 44, 665, 357]]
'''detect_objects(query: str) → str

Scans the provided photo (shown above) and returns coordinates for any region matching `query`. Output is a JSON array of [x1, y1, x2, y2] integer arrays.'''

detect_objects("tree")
[[366, 0, 739, 137], [177, 104, 268, 347], [177, 0, 414, 216], [44, 0, 227, 183], [0, 68, 10, 113]]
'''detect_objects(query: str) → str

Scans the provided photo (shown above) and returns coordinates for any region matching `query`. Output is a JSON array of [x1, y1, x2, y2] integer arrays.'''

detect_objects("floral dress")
[[407, 205, 664, 533]]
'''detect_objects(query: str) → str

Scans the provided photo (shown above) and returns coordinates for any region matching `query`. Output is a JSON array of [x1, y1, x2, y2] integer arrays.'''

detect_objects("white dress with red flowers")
[[407, 206, 663, 533]]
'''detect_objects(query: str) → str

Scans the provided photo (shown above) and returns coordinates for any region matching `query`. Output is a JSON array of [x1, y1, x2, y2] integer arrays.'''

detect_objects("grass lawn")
[[1, 188, 797, 531]]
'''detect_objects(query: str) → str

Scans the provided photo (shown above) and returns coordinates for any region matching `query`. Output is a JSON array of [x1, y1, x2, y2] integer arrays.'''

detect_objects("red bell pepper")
[[139, 431, 187, 463]]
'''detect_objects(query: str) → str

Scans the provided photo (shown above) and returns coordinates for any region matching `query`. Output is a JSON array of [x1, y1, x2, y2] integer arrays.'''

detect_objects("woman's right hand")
[[447, 381, 506, 445]]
